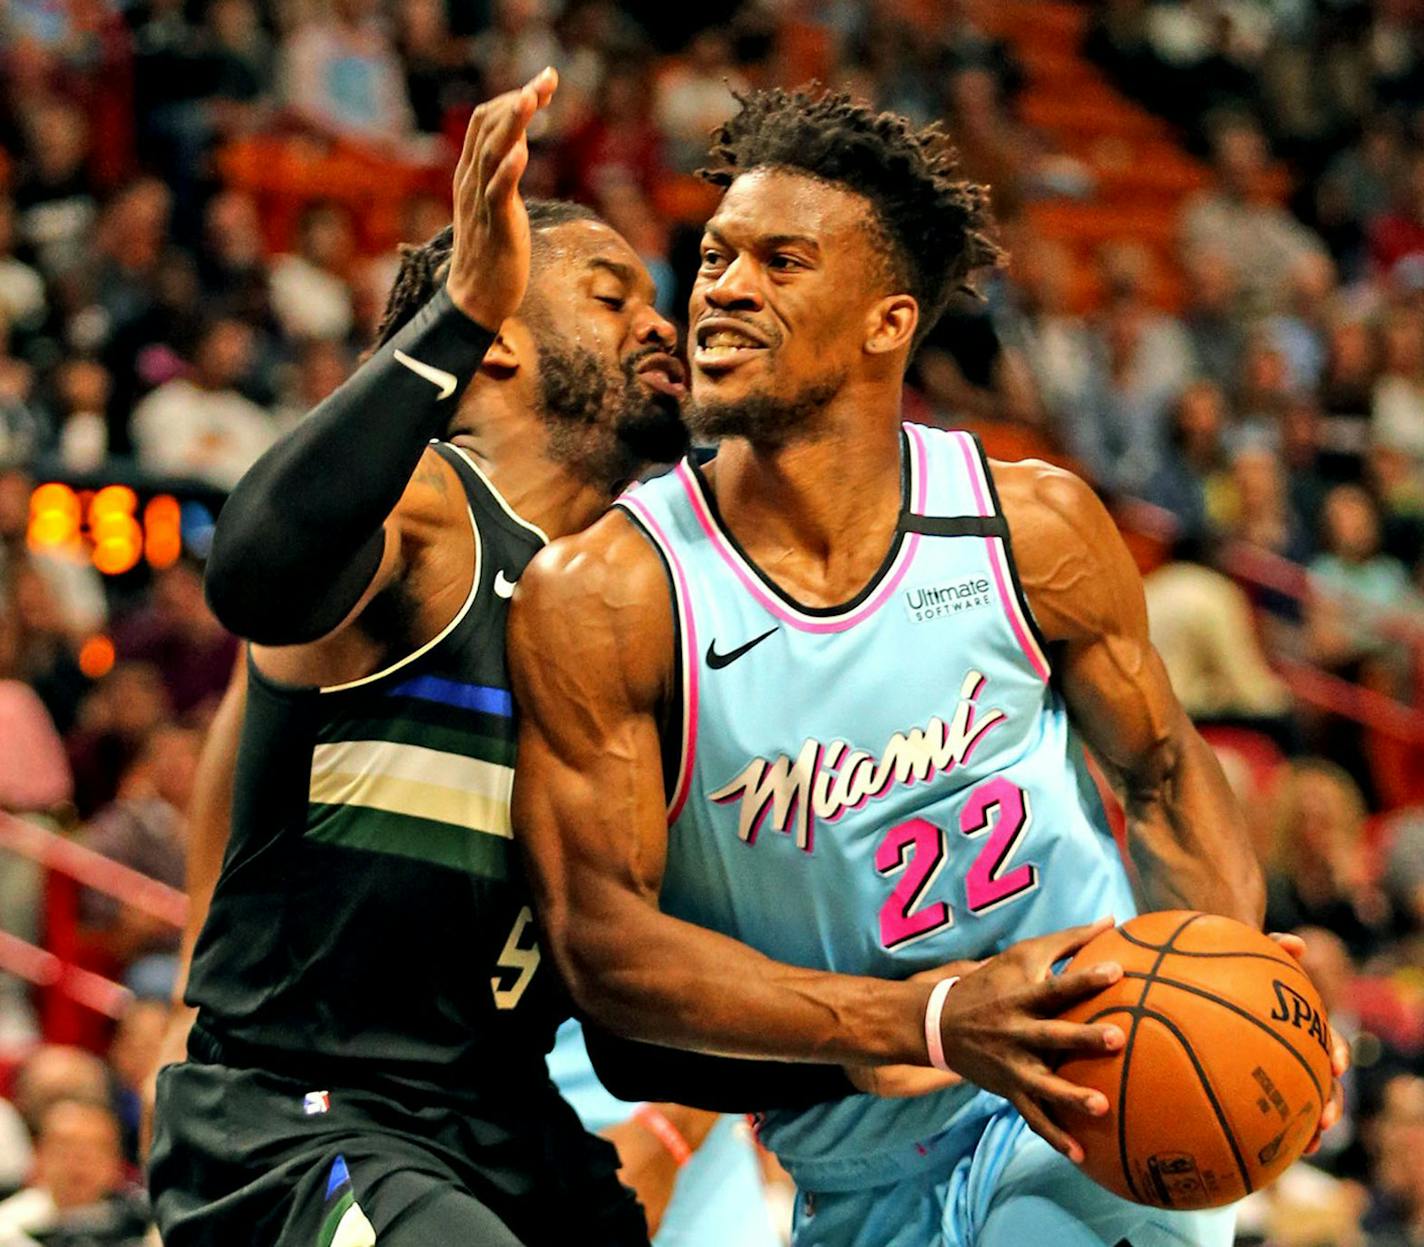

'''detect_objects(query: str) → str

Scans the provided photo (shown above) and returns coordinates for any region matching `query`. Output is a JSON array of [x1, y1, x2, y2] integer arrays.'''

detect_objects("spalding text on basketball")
[[1268, 979, 1331, 1056]]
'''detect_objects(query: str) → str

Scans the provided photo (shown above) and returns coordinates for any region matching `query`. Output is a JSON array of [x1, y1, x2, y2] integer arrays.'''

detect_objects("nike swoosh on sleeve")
[[394, 350, 459, 400]]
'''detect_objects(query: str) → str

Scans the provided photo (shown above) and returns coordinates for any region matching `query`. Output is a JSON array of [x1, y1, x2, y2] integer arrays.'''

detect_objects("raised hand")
[[447, 67, 558, 331], [937, 918, 1126, 1162]]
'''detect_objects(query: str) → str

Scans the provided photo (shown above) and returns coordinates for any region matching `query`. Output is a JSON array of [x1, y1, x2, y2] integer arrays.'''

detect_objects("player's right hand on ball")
[[938, 917, 1126, 1164], [447, 67, 558, 331]]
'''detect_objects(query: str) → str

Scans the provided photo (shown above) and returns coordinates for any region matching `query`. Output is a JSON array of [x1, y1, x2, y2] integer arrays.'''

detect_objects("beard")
[[685, 367, 850, 449], [536, 339, 689, 489]]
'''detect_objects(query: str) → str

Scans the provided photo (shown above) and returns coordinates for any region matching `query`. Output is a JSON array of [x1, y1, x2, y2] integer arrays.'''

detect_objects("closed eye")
[[596, 296, 625, 310]]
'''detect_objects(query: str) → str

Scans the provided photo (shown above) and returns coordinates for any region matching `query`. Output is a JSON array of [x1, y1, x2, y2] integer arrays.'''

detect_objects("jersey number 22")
[[874, 777, 1039, 950]]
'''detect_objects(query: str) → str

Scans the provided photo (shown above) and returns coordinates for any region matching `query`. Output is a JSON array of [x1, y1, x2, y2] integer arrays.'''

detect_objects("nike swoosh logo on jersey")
[[706, 627, 777, 670], [393, 350, 458, 399], [493, 570, 518, 598]]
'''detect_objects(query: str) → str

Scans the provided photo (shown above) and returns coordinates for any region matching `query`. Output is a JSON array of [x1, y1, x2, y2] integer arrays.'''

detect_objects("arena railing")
[[0, 812, 185, 1035]]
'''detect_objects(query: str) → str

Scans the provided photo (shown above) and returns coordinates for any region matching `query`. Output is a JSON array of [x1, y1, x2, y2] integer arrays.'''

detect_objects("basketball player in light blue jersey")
[[509, 87, 1344, 1247]]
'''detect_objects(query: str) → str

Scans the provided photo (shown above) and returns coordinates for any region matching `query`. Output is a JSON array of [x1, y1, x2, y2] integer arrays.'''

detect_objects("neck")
[[449, 405, 618, 542], [707, 379, 905, 598]]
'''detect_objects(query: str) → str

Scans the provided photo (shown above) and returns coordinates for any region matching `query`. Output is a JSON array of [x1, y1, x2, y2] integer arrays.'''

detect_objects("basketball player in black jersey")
[[147, 70, 706, 1247]]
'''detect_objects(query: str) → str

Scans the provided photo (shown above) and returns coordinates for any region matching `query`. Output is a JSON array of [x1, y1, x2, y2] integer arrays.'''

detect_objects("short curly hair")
[[700, 86, 1003, 350]]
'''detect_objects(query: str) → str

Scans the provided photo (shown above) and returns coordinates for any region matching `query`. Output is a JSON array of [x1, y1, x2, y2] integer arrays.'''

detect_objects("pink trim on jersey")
[[952, 431, 1052, 683], [619, 495, 699, 824], [675, 425, 927, 635]]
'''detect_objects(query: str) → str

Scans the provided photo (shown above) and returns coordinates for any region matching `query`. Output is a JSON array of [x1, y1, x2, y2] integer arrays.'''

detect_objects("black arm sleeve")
[[583, 1024, 859, 1113], [205, 288, 496, 645]]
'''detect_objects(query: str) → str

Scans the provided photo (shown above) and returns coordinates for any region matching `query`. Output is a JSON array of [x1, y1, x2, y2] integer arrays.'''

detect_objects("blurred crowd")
[[0, 0, 1421, 1244]]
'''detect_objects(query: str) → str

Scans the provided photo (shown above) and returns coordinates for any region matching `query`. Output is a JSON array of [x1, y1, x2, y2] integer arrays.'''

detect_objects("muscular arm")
[[205, 71, 556, 646], [511, 511, 1125, 1156], [997, 461, 1265, 924], [510, 515, 938, 1065]]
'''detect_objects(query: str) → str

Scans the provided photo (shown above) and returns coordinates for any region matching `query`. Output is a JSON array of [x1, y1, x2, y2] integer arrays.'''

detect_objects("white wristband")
[[924, 976, 960, 1074]]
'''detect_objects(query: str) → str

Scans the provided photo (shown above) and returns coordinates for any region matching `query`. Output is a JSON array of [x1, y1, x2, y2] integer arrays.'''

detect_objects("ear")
[[480, 330, 522, 379], [865, 294, 919, 356]]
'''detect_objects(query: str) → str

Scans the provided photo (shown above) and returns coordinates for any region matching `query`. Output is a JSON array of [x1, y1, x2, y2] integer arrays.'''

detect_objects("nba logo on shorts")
[[303, 1090, 331, 1115]]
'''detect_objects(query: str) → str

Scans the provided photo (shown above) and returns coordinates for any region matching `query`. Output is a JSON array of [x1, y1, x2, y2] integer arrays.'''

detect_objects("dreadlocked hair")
[[700, 86, 1004, 349], [371, 199, 604, 349]]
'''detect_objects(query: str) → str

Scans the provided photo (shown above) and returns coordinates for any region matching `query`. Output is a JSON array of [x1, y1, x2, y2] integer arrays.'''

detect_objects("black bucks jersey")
[[185, 442, 561, 1101]]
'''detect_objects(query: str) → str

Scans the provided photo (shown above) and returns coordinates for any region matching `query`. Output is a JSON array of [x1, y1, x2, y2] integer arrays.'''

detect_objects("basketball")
[[1055, 911, 1333, 1211]]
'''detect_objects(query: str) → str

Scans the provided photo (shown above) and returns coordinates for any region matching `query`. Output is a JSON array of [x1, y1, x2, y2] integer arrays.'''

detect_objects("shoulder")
[[394, 445, 465, 533], [988, 457, 1141, 643], [989, 456, 1115, 551], [509, 507, 673, 694]]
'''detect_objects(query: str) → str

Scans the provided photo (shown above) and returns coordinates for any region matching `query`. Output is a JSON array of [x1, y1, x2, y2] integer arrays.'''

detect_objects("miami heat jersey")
[[617, 424, 1138, 1189]]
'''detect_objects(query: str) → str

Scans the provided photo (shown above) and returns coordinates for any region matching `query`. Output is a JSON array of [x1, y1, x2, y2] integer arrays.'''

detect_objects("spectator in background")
[[273, 338, 353, 433], [1234, 330, 1296, 448], [0, 199, 46, 338], [279, 0, 416, 149], [129, 317, 275, 491], [0, 320, 41, 468], [1181, 248, 1244, 391], [99, 247, 204, 452], [53, 358, 112, 472], [1373, 307, 1424, 466], [10, 98, 96, 280], [196, 189, 270, 322], [1317, 117, 1404, 280], [9, 1047, 110, 1138], [1321, 315, 1382, 478], [4, 562, 89, 735], [1225, 443, 1313, 579], [77, 725, 195, 974], [1059, 268, 1193, 492], [1143, 535, 1292, 729], [1369, 150, 1424, 282], [0, 1098, 146, 1247], [112, 560, 235, 717], [0, 597, 72, 817], [1181, 114, 1327, 315], [561, 64, 664, 203], [1011, 234, 1095, 419], [1267, 251, 1337, 392], [66, 663, 170, 819], [654, 29, 746, 173], [268, 201, 357, 345], [1142, 381, 1232, 540], [1265, 760, 1397, 961], [1308, 484, 1419, 672], [1280, 393, 1334, 534], [1381, 810, 1424, 934], [395, 0, 480, 135], [1365, 1075, 1424, 1247], [472, 0, 562, 99], [107, 998, 168, 1163]]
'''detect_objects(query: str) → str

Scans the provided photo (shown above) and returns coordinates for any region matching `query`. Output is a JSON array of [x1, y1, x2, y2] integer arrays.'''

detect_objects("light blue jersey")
[[618, 424, 1140, 1192]]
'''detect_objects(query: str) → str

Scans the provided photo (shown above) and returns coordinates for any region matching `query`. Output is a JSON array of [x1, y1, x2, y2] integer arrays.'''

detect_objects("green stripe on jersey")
[[314, 714, 515, 768], [306, 804, 511, 879], [316, 1191, 354, 1247]]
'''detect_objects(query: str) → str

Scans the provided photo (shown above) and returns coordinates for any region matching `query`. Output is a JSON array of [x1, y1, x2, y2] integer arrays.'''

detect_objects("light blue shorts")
[[791, 1104, 1236, 1247]]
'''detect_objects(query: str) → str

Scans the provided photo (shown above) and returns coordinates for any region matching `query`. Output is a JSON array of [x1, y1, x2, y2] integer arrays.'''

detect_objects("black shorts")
[[150, 1060, 648, 1247]]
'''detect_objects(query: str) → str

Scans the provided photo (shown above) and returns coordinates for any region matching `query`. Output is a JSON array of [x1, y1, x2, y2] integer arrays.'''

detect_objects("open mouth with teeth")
[[694, 322, 770, 372]]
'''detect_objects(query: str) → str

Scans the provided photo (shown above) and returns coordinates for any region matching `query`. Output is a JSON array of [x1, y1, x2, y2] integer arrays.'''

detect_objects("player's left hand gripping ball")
[[1269, 931, 1351, 1153]]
